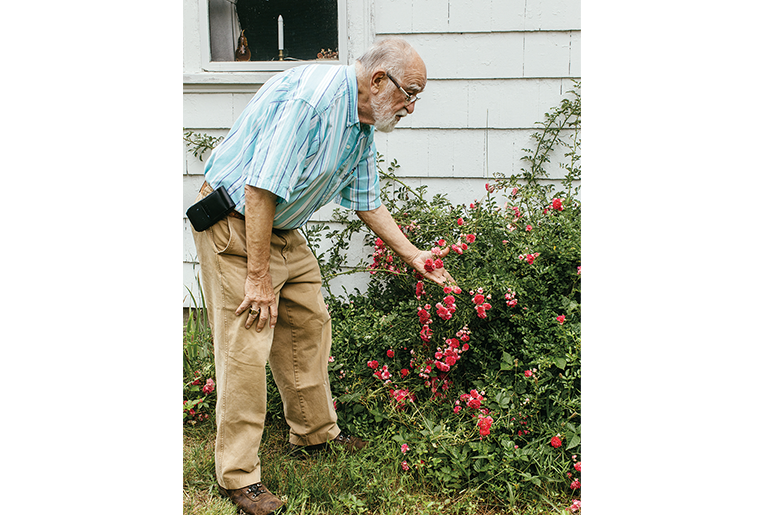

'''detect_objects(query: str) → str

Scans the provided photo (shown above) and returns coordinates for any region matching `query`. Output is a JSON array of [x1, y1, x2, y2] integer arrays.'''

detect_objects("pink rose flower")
[[202, 378, 215, 394]]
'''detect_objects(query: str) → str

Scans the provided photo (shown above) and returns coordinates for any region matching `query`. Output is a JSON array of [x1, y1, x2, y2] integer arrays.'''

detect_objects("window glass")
[[235, 0, 339, 62]]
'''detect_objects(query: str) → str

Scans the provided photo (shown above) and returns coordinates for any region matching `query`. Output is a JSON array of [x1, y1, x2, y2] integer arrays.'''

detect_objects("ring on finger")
[[249, 308, 260, 317]]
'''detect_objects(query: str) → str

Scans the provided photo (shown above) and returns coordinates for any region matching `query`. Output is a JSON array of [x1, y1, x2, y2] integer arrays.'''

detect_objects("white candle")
[[278, 15, 284, 50]]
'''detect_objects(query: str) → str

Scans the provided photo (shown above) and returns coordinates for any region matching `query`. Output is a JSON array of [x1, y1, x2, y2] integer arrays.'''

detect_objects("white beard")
[[372, 97, 408, 133]]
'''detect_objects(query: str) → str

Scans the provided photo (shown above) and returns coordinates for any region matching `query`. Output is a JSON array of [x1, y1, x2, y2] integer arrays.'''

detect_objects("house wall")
[[183, 0, 580, 306]]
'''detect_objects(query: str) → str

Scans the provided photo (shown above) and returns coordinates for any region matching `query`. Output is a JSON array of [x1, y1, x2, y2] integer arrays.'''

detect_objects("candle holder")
[[278, 49, 284, 61]]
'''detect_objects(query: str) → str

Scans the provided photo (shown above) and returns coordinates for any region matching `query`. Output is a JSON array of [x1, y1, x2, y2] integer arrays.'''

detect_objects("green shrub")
[[309, 84, 581, 506]]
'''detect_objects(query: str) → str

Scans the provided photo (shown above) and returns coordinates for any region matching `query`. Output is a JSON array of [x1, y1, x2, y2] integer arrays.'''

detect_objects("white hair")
[[355, 38, 417, 81]]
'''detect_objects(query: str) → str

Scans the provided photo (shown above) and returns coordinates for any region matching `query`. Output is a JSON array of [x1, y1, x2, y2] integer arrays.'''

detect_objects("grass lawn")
[[183, 417, 575, 515]]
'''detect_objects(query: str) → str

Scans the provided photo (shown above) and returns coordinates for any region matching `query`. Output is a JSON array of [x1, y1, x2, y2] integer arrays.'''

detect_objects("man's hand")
[[410, 247, 455, 285], [357, 205, 455, 287], [235, 273, 278, 331], [240, 184, 279, 331]]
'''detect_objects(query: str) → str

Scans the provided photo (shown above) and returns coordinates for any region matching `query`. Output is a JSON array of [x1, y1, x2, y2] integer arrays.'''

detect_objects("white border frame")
[[198, 0, 349, 72]]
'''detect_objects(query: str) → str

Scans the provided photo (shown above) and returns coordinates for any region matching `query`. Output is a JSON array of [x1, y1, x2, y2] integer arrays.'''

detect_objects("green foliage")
[[184, 130, 224, 161], [303, 84, 581, 507]]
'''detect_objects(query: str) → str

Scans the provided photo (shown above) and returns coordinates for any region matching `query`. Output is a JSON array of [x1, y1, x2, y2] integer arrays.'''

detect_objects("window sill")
[[202, 59, 342, 73], [184, 60, 347, 93]]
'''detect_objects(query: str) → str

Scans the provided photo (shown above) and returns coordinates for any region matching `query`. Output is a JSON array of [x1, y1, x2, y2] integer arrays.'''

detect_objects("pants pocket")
[[208, 216, 247, 257]]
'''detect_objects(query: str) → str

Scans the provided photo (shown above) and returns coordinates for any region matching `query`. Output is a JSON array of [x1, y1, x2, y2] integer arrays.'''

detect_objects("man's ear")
[[371, 70, 387, 93]]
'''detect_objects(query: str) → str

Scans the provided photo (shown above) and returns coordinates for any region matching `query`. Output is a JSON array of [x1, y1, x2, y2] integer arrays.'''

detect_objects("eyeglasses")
[[386, 72, 421, 105]]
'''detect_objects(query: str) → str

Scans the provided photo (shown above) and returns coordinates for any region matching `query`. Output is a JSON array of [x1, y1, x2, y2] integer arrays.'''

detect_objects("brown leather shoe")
[[218, 482, 284, 515]]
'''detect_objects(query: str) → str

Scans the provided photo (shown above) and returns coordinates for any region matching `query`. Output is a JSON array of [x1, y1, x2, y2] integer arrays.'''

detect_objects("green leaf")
[[500, 351, 515, 371], [567, 433, 580, 449], [554, 357, 567, 370]]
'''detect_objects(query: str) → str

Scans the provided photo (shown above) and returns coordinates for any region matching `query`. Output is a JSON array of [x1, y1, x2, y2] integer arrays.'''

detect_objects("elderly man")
[[190, 37, 451, 515]]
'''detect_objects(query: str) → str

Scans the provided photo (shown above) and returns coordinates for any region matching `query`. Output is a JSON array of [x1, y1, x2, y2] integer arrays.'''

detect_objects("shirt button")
[[346, 145, 350, 149]]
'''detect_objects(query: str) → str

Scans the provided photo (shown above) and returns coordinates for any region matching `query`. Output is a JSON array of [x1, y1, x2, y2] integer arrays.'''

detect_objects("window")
[[201, 0, 347, 72]]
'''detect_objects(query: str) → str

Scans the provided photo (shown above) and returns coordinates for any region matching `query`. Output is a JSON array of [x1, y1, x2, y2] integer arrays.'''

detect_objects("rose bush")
[[296, 84, 582, 508]]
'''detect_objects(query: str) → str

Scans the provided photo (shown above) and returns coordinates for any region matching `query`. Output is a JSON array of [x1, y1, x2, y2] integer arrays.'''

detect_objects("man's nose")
[[405, 102, 416, 114]]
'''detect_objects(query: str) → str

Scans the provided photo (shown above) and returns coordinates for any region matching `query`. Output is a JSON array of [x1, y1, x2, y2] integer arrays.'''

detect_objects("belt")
[[200, 181, 245, 220]]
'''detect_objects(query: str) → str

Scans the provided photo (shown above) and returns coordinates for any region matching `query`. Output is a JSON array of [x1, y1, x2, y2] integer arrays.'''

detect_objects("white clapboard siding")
[[384, 32, 579, 80], [375, 0, 580, 33]]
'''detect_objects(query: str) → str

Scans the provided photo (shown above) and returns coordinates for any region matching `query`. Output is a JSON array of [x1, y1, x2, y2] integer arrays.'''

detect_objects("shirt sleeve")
[[337, 141, 381, 211], [242, 99, 320, 204]]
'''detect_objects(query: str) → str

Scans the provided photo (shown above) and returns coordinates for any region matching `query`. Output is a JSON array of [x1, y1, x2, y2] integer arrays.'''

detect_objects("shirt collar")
[[345, 65, 372, 136]]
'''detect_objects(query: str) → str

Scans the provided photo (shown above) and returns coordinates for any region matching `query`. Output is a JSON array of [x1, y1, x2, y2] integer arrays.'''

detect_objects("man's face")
[[371, 59, 426, 133]]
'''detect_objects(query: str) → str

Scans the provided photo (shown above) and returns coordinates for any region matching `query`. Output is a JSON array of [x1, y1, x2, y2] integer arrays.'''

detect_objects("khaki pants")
[[192, 188, 339, 490]]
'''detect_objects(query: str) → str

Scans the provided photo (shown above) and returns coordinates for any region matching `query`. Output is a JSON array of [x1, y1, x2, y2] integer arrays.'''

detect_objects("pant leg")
[[191, 197, 290, 490], [268, 229, 340, 446]]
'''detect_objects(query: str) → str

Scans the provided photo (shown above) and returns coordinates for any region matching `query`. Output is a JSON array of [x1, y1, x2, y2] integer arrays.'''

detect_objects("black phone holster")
[[186, 185, 236, 232]]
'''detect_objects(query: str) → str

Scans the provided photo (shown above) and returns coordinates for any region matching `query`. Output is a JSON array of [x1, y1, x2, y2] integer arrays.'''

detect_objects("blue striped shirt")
[[202, 64, 380, 229]]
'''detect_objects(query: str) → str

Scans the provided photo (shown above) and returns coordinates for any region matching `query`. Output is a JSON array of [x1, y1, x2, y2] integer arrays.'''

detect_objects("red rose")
[[550, 436, 562, 448]]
